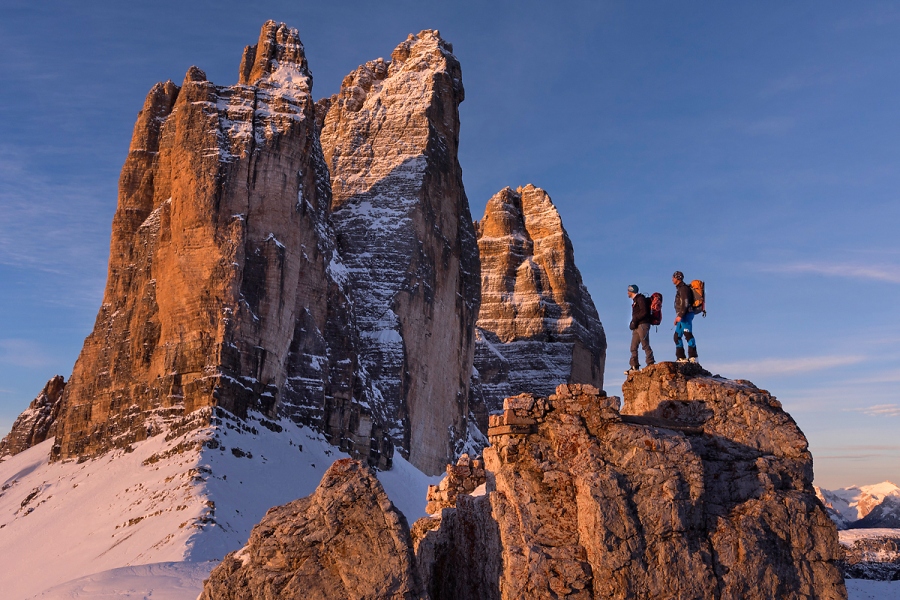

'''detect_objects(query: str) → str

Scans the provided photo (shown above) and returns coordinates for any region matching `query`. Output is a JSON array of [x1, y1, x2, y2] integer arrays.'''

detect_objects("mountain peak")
[[238, 20, 310, 88]]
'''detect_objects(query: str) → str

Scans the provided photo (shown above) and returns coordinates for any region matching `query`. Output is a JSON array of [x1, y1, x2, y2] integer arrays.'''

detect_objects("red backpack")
[[649, 292, 663, 326]]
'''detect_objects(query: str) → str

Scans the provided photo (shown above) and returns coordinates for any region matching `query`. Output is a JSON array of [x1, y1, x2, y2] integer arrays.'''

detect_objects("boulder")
[[199, 459, 424, 600]]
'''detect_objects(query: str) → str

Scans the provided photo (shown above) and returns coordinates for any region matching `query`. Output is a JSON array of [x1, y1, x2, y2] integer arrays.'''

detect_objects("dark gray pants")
[[630, 323, 655, 368]]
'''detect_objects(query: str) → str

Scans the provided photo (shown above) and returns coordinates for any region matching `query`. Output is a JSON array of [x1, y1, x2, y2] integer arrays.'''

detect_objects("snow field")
[[846, 578, 900, 600], [0, 409, 440, 599]]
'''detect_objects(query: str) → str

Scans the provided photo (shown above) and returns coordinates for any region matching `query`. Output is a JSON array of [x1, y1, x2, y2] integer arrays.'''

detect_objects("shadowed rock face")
[[318, 30, 480, 475], [469, 185, 606, 431], [0, 376, 65, 456], [416, 364, 847, 600], [49, 21, 389, 464], [199, 459, 424, 600]]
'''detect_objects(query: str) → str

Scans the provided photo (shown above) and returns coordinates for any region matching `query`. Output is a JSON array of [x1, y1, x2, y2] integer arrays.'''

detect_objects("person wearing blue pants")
[[672, 271, 698, 363]]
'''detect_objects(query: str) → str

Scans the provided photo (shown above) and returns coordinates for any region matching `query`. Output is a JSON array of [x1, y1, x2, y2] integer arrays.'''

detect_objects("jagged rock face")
[[199, 459, 424, 600], [318, 30, 480, 475], [470, 185, 605, 430], [0, 376, 65, 456], [50, 21, 391, 464], [416, 365, 847, 599]]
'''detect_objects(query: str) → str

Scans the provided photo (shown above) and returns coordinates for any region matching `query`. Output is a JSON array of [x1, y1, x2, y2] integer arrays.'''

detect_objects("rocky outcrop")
[[0, 376, 65, 456], [469, 185, 605, 431], [840, 532, 900, 581], [199, 458, 424, 600], [424, 453, 486, 515], [415, 363, 846, 599], [49, 21, 393, 465], [318, 30, 480, 475]]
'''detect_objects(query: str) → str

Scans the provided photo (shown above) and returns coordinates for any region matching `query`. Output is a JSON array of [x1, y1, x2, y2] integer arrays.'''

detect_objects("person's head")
[[672, 271, 684, 285], [627, 284, 639, 298]]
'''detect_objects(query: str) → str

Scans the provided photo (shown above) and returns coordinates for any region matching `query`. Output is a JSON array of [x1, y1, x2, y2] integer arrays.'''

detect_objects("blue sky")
[[1, 1, 898, 488]]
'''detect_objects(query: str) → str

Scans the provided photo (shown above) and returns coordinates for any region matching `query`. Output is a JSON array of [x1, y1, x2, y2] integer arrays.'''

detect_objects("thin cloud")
[[729, 116, 795, 137], [816, 454, 881, 461], [759, 262, 900, 284], [709, 355, 865, 377], [0, 339, 53, 369], [853, 404, 900, 418]]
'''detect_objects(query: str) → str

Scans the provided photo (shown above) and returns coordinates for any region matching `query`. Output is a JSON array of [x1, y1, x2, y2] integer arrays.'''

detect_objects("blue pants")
[[674, 312, 696, 349]]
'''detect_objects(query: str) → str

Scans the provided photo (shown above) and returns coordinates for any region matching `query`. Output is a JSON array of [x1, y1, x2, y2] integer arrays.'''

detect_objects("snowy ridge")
[[0, 410, 439, 599], [816, 481, 900, 528]]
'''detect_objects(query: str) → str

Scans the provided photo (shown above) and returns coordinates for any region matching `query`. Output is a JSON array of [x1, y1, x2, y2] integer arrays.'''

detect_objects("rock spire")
[[318, 30, 480, 474], [0, 375, 65, 457], [48, 21, 379, 463], [470, 184, 606, 431]]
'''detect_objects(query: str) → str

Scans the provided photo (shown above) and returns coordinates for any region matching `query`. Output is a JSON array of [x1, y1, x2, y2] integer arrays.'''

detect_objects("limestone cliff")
[[318, 30, 480, 475], [0, 376, 65, 456], [49, 21, 391, 466], [470, 185, 605, 431], [200, 459, 424, 600]]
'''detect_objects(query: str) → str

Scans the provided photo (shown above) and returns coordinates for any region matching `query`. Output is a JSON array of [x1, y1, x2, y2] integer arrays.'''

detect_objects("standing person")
[[672, 271, 698, 363], [626, 284, 655, 374]]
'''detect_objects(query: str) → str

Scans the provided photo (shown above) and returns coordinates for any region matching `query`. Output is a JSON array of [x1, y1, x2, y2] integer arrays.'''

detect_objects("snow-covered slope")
[[846, 579, 900, 600], [28, 562, 213, 600], [0, 409, 439, 599]]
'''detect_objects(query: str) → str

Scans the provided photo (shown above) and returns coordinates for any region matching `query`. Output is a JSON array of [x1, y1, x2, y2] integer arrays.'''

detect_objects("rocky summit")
[[470, 185, 606, 431], [0, 375, 65, 456], [200, 362, 846, 600]]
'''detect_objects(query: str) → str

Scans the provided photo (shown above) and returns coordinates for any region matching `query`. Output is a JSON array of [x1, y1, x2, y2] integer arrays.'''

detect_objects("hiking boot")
[[624, 367, 640, 376], [676, 358, 689, 363], [688, 357, 698, 364]]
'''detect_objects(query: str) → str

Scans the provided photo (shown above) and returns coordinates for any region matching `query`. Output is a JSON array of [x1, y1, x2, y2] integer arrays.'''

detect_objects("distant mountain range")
[[815, 481, 900, 529]]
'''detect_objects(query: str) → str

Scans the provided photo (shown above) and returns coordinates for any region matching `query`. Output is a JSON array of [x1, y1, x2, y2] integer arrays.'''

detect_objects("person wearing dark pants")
[[672, 271, 698, 362], [626, 284, 655, 374]]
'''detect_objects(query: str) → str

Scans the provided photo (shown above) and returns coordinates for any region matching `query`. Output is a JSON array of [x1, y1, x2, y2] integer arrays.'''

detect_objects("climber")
[[625, 284, 655, 375], [672, 271, 698, 363]]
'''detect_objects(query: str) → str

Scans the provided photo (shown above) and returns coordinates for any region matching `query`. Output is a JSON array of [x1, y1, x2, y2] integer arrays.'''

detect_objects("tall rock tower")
[[470, 184, 606, 429], [51, 22, 370, 461], [318, 31, 481, 474]]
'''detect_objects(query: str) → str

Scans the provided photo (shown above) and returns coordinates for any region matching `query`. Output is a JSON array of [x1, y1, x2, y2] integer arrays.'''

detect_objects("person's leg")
[[682, 313, 698, 359], [674, 321, 686, 360], [629, 328, 641, 369], [639, 323, 655, 365]]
